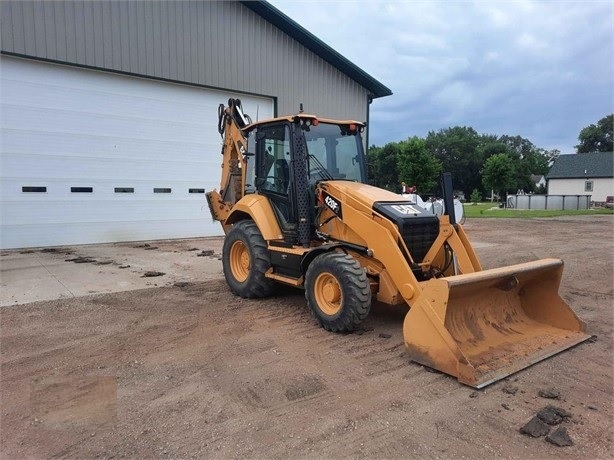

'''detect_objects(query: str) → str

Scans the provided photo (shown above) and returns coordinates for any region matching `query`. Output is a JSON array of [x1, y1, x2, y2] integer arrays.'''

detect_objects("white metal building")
[[0, 0, 391, 249]]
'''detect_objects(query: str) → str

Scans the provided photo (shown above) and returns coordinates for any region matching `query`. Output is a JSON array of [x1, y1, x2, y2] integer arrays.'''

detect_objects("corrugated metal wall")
[[0, 0, 369, 122]]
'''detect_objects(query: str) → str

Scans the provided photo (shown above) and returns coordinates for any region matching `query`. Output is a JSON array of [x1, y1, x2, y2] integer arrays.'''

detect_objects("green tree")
[[470, 188, 481, 203], [575, 114, 614, 153], [474, 140, 510, 195], [482, 154, 516, 201], [425, 127, 483, 197], [498, 135, 536, 157], [366, 145, 382, 185], [370, 127, 559, 199], [397, 137, 442, 194], [497, 135, 552, 192], [544, 148, 560, 166], [366, 143, 400, 191]]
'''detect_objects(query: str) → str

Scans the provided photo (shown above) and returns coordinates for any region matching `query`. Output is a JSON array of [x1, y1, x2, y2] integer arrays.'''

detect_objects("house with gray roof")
[[546, 152, 614, 202]]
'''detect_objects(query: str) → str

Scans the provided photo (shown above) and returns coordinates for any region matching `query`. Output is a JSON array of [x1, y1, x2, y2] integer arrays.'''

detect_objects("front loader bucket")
[[404, 259, 590, 388]]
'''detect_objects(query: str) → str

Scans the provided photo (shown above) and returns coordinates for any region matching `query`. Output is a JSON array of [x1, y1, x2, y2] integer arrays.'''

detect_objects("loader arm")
[[316, 181, 589, 388], [317, 182, 482, 301]]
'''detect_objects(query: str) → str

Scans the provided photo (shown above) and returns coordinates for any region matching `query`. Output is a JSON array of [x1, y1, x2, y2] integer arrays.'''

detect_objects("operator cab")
[[245, 116, 367, 243]]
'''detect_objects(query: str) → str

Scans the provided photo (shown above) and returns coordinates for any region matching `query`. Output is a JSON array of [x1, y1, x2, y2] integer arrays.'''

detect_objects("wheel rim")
[[229, 240, 250, 282], [314, 272, 342, 316]]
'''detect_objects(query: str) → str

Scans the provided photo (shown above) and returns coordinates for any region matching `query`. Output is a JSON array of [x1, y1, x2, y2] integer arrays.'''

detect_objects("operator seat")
[[274, 158, 289, 194]]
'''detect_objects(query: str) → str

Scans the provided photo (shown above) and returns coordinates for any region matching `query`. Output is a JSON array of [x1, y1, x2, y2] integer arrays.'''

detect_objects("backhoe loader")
[[206, 99, 589, 388]]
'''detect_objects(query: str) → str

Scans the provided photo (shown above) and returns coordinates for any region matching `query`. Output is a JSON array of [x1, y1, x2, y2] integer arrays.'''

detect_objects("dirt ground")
[[1, 216, 612, 459]]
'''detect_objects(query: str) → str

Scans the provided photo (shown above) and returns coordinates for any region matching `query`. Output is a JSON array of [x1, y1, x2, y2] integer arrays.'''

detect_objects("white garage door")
[[0, 56, 274, 249]]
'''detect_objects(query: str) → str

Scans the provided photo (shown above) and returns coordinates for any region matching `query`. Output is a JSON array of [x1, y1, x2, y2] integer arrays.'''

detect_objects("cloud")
[[269, 0, 613, 153]]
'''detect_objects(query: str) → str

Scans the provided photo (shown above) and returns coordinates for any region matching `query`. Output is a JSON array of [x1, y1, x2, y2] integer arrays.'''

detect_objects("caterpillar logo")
[[391, 204, 422, 215], [323, 192, 343, 218]]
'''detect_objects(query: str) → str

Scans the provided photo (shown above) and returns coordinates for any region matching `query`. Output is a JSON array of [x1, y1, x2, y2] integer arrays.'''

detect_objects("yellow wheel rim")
[[314, 272, 342, 316], [229, 240, 250, 282]]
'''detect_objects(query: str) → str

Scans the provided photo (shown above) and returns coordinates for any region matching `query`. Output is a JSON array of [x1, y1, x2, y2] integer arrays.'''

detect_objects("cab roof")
[[245, 114, 366, 131]]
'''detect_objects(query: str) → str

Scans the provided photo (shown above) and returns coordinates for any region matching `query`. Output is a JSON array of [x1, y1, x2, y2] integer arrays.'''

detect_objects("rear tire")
[[222, 220, 275, 298], [305, 252, 371, 332]]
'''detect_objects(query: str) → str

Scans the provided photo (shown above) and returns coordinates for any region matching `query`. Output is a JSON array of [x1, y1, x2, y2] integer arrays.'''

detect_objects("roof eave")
[[547, 175, 614, 179]]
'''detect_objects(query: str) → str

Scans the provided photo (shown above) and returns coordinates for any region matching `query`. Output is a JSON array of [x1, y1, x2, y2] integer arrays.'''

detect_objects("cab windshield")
[[304, 122, 366, 183]]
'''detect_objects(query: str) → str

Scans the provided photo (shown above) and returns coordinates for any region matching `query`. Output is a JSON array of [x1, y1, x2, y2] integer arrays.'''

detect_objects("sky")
[[269, 1, 613, 154]]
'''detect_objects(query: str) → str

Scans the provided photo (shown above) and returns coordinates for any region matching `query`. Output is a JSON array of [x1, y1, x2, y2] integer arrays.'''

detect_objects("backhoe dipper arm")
[[206, 99, 251, 228]]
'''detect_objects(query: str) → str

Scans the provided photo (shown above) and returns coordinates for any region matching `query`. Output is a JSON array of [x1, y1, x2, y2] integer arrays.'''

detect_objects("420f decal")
[[322, 192, 343, 219]]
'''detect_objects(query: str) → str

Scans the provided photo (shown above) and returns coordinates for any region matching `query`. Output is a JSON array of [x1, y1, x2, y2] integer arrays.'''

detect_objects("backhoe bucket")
[[403, 259, 590, 388]]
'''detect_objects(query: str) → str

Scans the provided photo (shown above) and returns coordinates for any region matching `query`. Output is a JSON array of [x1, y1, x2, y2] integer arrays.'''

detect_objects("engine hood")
[[319, 181, 440, 264], [321, 181, 404, 208]]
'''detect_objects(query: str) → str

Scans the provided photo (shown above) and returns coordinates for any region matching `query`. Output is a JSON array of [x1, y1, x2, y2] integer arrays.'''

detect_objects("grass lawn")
[[462, 202, 614, 218]]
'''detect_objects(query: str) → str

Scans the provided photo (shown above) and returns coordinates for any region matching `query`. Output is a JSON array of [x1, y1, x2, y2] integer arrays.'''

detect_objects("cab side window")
[[256, 124, 291, 195]]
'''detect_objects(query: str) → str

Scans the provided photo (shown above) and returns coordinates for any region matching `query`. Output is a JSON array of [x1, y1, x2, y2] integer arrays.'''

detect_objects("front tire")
[[305, 252, 371, 332], [222, 220, 275, 298]]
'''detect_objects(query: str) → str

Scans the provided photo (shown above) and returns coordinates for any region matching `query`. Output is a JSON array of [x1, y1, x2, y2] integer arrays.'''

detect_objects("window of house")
[[114, 187, 134, 193], [71, 187, 93, 193], [585, 181, 593, 192], [154, 188, 172, 193], [189, 188, 205, 194]]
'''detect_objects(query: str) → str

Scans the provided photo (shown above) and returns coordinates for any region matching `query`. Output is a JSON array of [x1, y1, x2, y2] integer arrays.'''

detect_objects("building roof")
[[546, 152, 614, 179], [530, 174, 545, 183], [242, 1, 392, 99]]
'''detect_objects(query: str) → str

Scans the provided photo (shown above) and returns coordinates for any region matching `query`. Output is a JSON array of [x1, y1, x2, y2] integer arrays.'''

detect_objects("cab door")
[[254, 124, 297, 237]]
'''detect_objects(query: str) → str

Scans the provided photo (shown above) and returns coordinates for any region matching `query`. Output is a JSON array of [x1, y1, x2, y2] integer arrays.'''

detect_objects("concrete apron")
[[1, 237, 497, 308], [0, 237, 224, 307]]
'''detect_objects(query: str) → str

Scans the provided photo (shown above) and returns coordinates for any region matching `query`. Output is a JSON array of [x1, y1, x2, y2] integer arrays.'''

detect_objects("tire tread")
[[305, 252, 371, 332], [222, 220, 275, 299]]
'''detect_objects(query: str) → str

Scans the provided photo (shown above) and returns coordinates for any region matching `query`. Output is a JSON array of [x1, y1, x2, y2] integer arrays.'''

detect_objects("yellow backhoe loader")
[[206, 99, 589, 388]]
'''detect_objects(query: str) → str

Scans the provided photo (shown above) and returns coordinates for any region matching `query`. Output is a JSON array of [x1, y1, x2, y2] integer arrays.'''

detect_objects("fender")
[[225, 194, 284, 241]]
